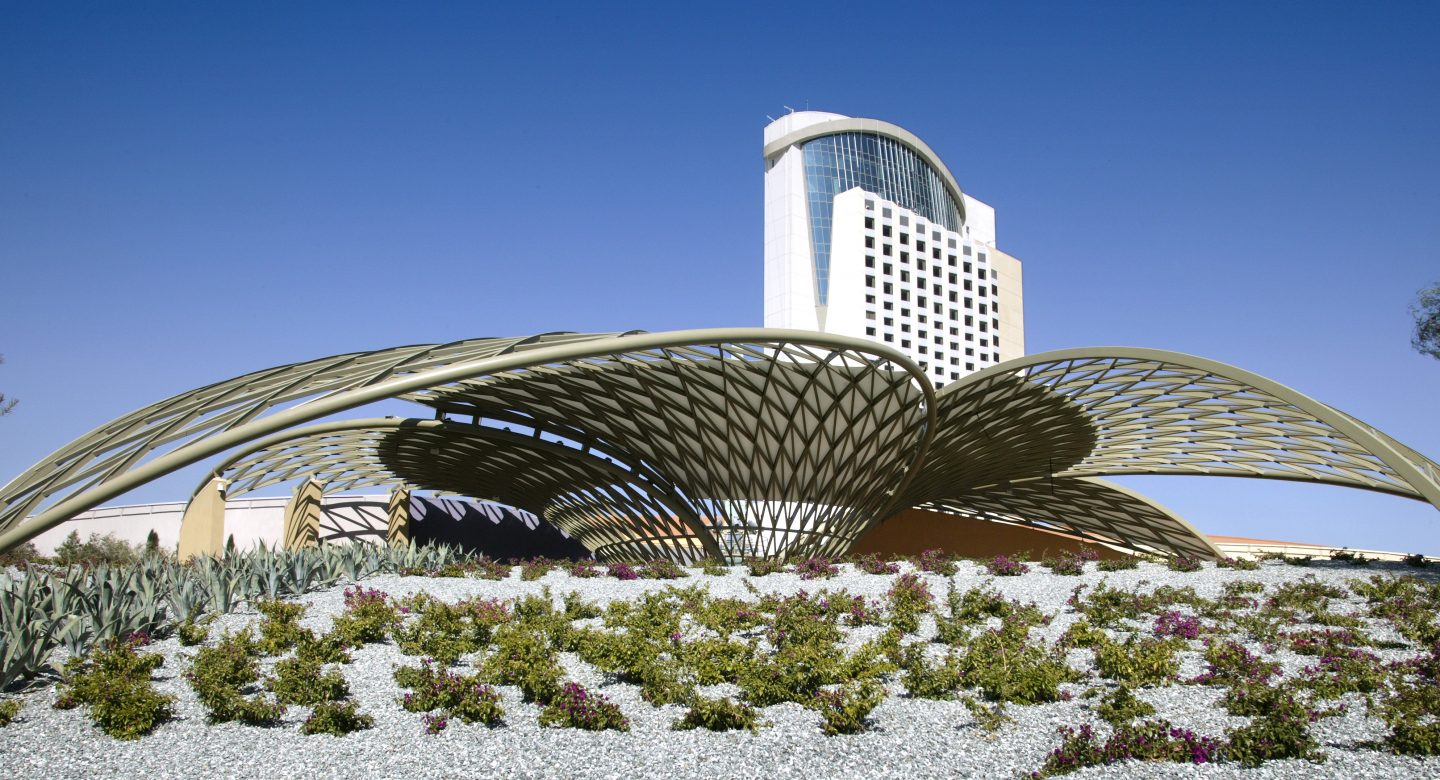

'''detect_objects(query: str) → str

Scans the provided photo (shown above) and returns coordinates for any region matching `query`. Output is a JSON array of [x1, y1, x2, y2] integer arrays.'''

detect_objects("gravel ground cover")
[[3, 556, 1440, 779]]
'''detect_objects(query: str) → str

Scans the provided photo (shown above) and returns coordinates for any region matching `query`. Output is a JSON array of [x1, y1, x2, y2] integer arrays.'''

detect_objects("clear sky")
[[2, 1, 1437, 553]]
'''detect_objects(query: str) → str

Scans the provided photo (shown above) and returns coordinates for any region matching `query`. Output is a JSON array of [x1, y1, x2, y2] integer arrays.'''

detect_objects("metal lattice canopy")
[[1, 332, 1437, 561]]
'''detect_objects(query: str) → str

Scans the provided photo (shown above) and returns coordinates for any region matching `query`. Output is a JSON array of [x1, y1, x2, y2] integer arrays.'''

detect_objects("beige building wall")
[[992, 248, 1025, 362]]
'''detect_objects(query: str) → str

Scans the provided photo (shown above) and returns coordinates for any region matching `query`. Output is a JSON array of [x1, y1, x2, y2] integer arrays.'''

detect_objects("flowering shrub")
[[1033, 719, 1222, 777], [1215, 556, 1260, 570], [986, 555, 1029, 577], [1298, 648, 1387, 699], [747, 558, 786, 576], [1096, 555, 1139, 571], [792, 557, 840, 580], [918, 548, 958, 576], [1223, 693, 1333, 766], [519, 557, 556, 581], [568, 559, 601, 577], [639, 558, 688, 579], [853, 553, 900, 575], [1191, 639, 1279, 685], [54, 637, 174, 740], [888, 573, 935, 633], [1042, 554, 1085, 576], [672, 696, 762, 732], [1152, 611, 1202, 640], [331, 586, 398, 646], [1167, 555, 1203, 573], [814, 680, 885, 735], [301, 699, 373, 736], [421, 713, 447, 735], [607, 563, 640, 581], [538, 682, 629, 731], [1404, 553, 1430, 568]]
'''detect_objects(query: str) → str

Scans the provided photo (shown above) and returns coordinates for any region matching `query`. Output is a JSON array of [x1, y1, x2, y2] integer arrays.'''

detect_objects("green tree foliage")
[[0, 354, 15, 417], [1414, 282, 1440, 360]]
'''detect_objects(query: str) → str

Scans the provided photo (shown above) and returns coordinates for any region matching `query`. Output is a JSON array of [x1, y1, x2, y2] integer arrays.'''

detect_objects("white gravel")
[[3, 558, 1439, 779]]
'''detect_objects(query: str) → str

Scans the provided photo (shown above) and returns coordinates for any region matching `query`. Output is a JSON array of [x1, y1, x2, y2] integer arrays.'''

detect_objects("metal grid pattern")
[[924, 477, 1221, 559], [2, 334, 1436, 562]]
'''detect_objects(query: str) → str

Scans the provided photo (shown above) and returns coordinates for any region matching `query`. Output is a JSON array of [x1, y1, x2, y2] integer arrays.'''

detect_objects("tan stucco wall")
[[992, 248, 1025, 362]]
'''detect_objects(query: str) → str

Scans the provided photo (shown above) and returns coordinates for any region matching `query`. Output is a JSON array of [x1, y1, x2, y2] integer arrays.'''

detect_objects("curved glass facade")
[[803, 132, 963, 305]]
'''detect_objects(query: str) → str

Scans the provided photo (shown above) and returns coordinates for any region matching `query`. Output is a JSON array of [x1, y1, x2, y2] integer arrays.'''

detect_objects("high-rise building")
[[763, 111, 1024, 386]]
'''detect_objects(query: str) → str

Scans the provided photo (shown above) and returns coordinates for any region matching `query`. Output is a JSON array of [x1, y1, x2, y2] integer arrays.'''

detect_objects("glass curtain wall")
[[802, 133, 963, 305]]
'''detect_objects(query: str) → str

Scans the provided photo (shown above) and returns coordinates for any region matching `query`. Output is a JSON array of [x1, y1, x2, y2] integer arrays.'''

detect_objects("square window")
[[865, 311, 876, 320], [883, 263, 893, 275], [883, 301, 893, 310], [884, 317, 893, 326], [865, 275, 875, 288], [901, 307, 910, 316], [883, 282, 893, 294], [964, 262, 972, 273], [947, 238, 957, 249], [883, 207, 892, 218], [865, 256, 875, 268], [901, 339, 911, 348], [900, 233, 910, 245], [883, 244, 892, 256], [865, 217, 875, 229], [865, 236, 875, 248], [966, 363, 975, 371], [865, 294, 875, 303], [865, 327, 875, 336], [884, 334, 893, 342], [900, 290, 910, 301], [963, 245, 972, 256], [883, 225, 893, 237], [901, 323, 910, 333], [900, 215, 909, 226], [865, 199, 874, 210], [948, 255, 957, 267], [977, 268, 986, 280]]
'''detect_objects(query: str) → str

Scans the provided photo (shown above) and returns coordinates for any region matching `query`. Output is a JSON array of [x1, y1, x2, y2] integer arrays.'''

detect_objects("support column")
[[178, 478, 228, 561], [386, 487, 412, 547], [283, 478, 324, 550]]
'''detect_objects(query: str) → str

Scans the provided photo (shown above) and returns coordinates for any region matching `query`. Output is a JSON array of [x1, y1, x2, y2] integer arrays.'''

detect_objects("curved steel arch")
[[928, 346, 1440, 512], [0, 329, 937, 560]]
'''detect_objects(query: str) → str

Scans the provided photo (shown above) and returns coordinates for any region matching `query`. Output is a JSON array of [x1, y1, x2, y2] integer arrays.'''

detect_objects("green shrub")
[[918, 548, 958, 576], [479, 624, 562, 703], [672, 696, 762, 732], [1095, 685, 1155, 727], [887, 573, 935, 634], [1224, 697, 1329, 767], [1042, 553, 1085, 576], [1057, 619, 1109, 649], [54, 638, 174, 740], [1033, 719, 1223, 777], [519, 557, 556, 581], [1094, 635, 1182, 686], [1380, 679, 1440, 755], [1095, 556, 1138, 571], [185, 629, 286, 725], [747, 558, 786, 576], [675, 637, 753, 685], [738, 640, 844, 706], [640, 558, 689, 579], [957, 619, 1080, 704], [900, 644, 963, 699], [266, 657, 349, 705], [330, 586, 398, 646], [0, 699, 20, 726], [394, 596, 509, 664], [255, 598, 308, 655], [53, 531, 141, 566], [1215, 556, 1260, 570], [1069, 581, 1147, 628], [176, 617, 212, 647], [814, 680, 885, 735], [697, 558, 729, 576], [1193, 639, 1279, 685], [538, 682, 629, 731], [961, 695, 1013, 732], [301, 699, 374, 736]]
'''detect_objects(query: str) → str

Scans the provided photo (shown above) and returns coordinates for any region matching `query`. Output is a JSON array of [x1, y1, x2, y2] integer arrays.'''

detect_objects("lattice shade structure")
[[2, 332, 1437, 561]]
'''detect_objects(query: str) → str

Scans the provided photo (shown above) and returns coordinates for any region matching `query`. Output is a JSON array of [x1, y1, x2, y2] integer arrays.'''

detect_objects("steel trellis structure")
[[1, 333, 1437, 561]]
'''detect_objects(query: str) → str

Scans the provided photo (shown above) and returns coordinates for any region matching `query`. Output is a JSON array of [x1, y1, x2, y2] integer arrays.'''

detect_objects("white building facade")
[[764, 111, 1024, 386]]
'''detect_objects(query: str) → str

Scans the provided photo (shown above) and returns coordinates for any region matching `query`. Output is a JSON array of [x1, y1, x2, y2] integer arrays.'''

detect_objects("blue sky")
[[2, 1, 1437, 553]]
